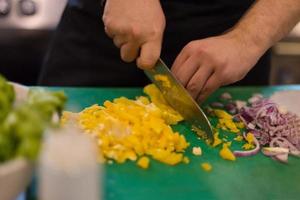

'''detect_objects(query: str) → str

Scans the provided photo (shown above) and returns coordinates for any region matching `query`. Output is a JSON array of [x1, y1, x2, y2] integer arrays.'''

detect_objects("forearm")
[[229, 0, 300, 54]]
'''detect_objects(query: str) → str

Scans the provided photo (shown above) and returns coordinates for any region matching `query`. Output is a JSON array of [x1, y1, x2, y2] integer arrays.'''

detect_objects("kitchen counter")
[[27, 85, 300, 200]]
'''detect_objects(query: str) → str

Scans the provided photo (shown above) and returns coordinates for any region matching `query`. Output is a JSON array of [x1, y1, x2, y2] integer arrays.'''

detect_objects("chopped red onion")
[[220, 92, 232, 100], [262, 147, 289, 157], [248, 94, 263, 104], [235, 100, 247, 110], [225, 103, 237, 114], [234, 132, 260, 157], [273, 153, 289, 163], [210, 102, 224, 108], [237, 97, 300, 163]]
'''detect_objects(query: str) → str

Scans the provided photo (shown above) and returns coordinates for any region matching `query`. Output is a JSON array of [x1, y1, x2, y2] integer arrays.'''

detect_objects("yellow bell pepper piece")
[[219, 142, 236, 161], [201, 162, 212, 172], [137, 156, 150, 169]]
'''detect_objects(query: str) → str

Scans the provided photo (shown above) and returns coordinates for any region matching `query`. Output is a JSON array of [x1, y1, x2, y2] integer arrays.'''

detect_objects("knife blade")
[[144, 58, 214, 142]]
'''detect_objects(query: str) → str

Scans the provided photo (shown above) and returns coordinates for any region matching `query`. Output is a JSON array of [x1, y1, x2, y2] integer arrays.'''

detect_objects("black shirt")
[[68, 0, 254, 18], [39, 0, 270, 87]]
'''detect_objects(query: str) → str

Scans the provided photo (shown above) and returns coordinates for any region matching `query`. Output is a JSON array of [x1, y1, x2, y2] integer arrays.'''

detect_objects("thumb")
[[137, 40, 161, 69]]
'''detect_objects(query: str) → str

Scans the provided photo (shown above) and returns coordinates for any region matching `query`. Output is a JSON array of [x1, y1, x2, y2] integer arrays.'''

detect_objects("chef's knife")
[[144, 58, 214, 142]]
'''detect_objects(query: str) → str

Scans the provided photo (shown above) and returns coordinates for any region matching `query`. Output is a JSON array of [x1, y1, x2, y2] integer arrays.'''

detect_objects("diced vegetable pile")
[[208, 92, 300, 163], [62, 84, 190, 168], [238, 97, 300, 162], [62, 82, 300, 169]]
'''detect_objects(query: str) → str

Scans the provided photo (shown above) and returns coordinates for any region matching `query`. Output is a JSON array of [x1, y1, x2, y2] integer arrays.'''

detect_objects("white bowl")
[[0, 83, 33, 200]]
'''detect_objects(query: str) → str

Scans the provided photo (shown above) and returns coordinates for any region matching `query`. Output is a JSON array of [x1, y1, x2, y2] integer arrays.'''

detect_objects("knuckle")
[[104, 20, 115, 31], [131, 26, 142, 39], [102, 15, 106, 23], [195, 48, 205, 56], [185, 41, 202, 56], [215, 58, 227, 68], [102, 13, 108, 23], [185, 42, 195, 52], [187, 82, 199, 95], [102, 16, 111, 27], [103, 20, 129, 35], [150, 27, 162, 37]]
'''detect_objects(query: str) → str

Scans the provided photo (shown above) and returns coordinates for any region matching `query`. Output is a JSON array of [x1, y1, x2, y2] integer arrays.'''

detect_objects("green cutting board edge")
[[30, 86, 300, 200]]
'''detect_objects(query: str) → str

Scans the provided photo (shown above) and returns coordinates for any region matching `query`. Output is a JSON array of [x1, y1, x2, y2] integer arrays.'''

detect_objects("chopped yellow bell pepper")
[[144, 84, 183, 124], [212, 131, 222, 147], [245, 132, 255, 144], [154, 74, 171, 88], [183, 156, 190, 164], [213, 109, 240, 133], [234, 135, 244, 142], [235, 122, 245, 129], [137, 156, 150, 169], [219, 142, 236, 161], [214, 109, 233, 119], [201, 162, 212, 172], [62, 84, 189, 166], [242, 132, 255, 150]]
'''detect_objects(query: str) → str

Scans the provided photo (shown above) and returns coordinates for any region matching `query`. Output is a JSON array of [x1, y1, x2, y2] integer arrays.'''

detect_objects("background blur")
[[0, 0, 300, 86]]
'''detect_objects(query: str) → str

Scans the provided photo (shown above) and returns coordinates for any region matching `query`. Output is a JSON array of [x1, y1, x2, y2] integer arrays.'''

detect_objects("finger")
[[171, 47, 189, 75], [172, 41, 197, 74], [186, 64, 214, 99], [120, 42, 140, 62], [104, 23, 131, 39], [173, 55, 199, 87], [137, 41, 161, 69], [196, 73, 220, 104], [113, 35, 127, 48]]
